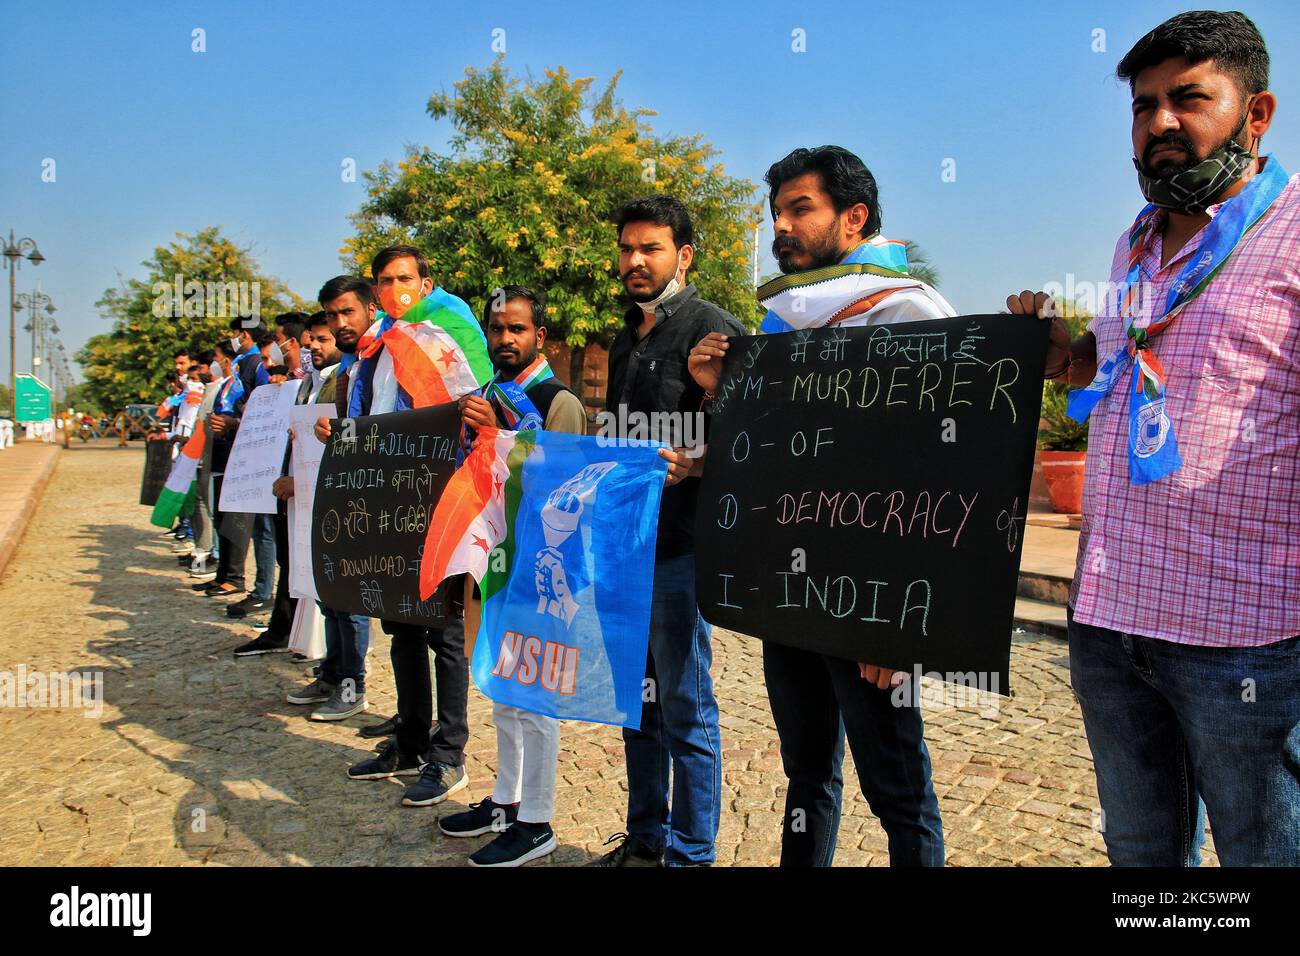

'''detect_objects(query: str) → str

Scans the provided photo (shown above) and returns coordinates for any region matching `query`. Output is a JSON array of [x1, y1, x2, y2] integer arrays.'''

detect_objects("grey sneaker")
[[287, 677, 336, 705], [309, 687, 368, 721]]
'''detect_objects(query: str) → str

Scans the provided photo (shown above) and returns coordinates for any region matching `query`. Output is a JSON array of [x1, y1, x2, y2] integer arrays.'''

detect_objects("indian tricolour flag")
[[420, 427, 668, 728], [149, 421, 205, 528], [357, 288, 493, 407], [420, 428, 522, 601]]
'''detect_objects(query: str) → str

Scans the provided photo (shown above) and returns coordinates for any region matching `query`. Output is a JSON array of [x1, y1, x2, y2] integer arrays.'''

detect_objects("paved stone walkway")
[[0, 443, 1217, 866]]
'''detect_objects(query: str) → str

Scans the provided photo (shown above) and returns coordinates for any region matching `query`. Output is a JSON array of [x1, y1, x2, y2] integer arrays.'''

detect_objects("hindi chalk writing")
[[695, 314, 1049, 692], [312, 404, 461, 624]]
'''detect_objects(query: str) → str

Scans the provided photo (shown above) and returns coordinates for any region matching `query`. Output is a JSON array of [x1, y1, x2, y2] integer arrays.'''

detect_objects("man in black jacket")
[[590, 196, 745, 867]]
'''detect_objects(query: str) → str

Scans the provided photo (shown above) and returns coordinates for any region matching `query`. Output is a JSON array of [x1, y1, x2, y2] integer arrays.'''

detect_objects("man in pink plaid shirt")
[[1010, 10, 1299, 866]]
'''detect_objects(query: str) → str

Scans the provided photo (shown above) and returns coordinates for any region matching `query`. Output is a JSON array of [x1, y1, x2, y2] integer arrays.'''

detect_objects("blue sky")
[[2, 0, 1297, 383]]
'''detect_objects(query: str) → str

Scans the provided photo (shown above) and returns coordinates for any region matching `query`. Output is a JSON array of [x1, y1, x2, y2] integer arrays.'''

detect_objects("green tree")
[[1038, 298, 1094, 451], [346, 59, 763, 384], [903, 240, 940, 288], [0, 383, 11, 418], [77, 227, 304, 412]]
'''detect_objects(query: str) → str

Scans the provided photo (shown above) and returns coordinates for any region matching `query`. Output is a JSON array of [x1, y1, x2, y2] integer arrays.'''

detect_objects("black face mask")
[[1134, 106, 1257, 214]]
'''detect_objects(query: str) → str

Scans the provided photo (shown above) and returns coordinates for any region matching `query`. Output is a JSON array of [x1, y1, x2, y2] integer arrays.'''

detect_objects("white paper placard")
[[288, 403, 327, 600], [218, 381, 301, 514]]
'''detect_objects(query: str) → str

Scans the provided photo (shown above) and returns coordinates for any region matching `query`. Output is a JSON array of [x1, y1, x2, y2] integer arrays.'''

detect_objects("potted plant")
[[1038, 380, 1088, 515]]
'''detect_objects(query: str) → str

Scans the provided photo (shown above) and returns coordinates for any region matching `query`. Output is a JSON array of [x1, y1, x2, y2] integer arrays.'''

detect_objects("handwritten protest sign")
[[218, 381, 300, 514], [695, 314, 1048, 692], [288, 405, 326, 601], [312, 404, 461, 624]]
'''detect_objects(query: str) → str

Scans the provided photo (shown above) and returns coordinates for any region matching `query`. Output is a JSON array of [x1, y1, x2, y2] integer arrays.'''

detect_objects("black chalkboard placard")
[[139, 437, 178, 506], [695, 314, 1049, 692], [312, 404, 462, 625]]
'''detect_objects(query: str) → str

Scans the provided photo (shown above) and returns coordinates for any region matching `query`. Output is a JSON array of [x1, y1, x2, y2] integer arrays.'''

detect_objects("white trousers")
[[491, 702, 561, 824]]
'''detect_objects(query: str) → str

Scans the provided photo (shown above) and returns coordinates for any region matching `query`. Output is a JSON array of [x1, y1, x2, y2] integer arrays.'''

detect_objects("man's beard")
[[772, 221, 843, 273], [1138, 112, 1250, 179], [493, 346, 536, 376], [622, 268, 673, 303], [335, 334, 358, 355]]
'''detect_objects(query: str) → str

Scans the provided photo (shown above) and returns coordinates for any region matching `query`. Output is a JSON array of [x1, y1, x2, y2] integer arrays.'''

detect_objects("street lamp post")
[[3, 229, 45, 400], [17, 284, 56, 378]]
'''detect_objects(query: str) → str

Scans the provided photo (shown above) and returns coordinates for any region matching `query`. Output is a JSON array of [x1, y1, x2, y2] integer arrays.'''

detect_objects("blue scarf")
[[346, 317, 417, 418], [217, 344, 261, 415], [1068, 157, 1290, 485]]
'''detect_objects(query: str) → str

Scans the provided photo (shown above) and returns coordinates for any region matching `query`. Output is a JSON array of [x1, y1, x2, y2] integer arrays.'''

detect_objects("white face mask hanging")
[[638, 256, 685, 312]]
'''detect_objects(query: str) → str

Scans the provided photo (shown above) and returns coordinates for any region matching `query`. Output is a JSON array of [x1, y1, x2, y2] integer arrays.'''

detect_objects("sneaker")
[[227, 595, 271, 618], [176, 552, 195, 565], [310, 688, 369, 722], [469, 821, 556, 867], [439, 798, 518, 837], [232, 633, 289, 657], [188, 552, 214, 573], [347, 740, 423, 779], [205, 583, 244, 598], [304, 664, 321, 677], [286, 677, 335, 705], [401, 761, 468, 807], [587, 832, 663, 867]]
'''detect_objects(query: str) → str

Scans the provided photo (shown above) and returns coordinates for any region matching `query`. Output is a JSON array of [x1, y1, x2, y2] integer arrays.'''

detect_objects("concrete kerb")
[[0, 442, 64, 578]]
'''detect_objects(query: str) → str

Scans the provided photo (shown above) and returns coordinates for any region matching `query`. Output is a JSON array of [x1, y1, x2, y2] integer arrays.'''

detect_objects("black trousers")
[[212, 474, 246, 590], [382, 619, 469, 767], [265, 505, 297, 639]]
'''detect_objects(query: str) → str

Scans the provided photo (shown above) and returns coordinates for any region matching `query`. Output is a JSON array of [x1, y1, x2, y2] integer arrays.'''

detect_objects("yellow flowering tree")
[[345, 58, 763, 383], [76, 226, 304, 413]]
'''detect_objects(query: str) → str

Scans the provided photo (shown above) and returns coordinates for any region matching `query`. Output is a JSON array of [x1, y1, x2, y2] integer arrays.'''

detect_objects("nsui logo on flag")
[[421, 428, 667, 728]]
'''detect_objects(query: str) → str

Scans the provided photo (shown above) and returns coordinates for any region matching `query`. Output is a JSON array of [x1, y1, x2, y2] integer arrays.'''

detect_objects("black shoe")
[[439, 798, 519, 837], [192, 580, 225, 591], [232, 633, 289, 657], [227, 595, 270, 618], [347, 741, 424, 780], [587, 832, 663, 867], [469, 821, 556, 867], [357, 714, 401, 739], [205, 583, 244, 598], [401, 761, 468, 806]]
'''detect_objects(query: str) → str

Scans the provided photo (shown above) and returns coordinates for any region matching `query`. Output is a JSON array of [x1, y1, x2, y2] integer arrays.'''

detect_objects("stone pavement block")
[[0, 445, 1222, 867]]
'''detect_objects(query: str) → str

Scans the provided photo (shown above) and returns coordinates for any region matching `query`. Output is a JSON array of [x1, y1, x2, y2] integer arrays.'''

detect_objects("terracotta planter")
[[1040, 449, 1086, 515]]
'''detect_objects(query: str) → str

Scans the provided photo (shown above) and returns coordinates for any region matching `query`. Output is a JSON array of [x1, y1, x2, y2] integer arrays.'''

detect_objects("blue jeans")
[[763, 641, 944, 866], [251, 513, 276, 599], [319, 604, 370, 695], [622, 552, 722, 865], [1068, 608, 1300, 866]]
